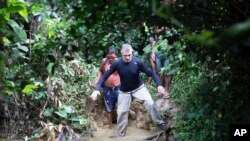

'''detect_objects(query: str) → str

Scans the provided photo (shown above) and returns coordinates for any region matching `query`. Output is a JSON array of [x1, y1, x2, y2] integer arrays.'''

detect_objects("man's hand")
[[157, 86, 166, 95], [90, 90, 100, 101]]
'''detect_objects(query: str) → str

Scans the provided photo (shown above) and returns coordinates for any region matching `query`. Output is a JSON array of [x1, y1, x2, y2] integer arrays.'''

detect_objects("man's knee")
[[144, 99, 154, 108]]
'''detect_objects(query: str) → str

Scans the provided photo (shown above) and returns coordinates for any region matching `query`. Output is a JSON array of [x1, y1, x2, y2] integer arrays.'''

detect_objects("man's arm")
[[139, 58, 161, 86], [91, 60, 118, 101], [139, 58, 166, 95], [150, 52, 157, 73], [94, 58, 106, 86], [148, 52, 157, 84]]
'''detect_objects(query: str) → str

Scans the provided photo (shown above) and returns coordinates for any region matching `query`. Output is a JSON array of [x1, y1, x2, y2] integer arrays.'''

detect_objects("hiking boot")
[[158, 123, 170, 131]]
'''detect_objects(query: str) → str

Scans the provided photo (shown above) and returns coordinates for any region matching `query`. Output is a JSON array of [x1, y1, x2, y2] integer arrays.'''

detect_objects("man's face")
[[107, 53, 117, 63], [121, 50, 132, 63]]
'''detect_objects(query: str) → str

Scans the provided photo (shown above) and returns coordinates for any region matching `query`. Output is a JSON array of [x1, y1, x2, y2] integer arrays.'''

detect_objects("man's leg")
[[132, 86, 164, 125], [115, 92, 131, 137], [107, 112, 113, 129], [164, 74, 171, 93], [108, 88, 119, 129], [103, 86, 115, 129]]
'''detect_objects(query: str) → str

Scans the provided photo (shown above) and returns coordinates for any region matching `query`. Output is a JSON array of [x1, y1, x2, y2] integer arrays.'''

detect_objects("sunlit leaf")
[[18, 8, 28, 22], [22, 84, 38, 95], [178, 53, 183, 60], [5, 0, 28, 21], [48, 30, 55, 38], [213, 86, 219, 92], [16, 42, 29, 52], [4, 13, 10, 21], [31, 4, 41, 14], [3, 37, 11, 43]]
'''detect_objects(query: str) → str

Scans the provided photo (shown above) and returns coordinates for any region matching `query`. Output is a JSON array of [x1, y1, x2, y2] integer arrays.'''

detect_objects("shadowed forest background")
[[0, 0, 250, 140]]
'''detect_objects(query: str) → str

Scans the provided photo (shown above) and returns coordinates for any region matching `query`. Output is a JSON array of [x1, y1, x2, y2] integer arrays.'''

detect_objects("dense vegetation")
[[1, 0, 250, 140]]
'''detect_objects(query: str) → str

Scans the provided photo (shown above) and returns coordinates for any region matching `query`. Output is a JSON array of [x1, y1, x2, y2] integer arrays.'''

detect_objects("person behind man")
[[94, 47, 120, 129], [91, 44, 169, 138], [148, 37, 172, 98]]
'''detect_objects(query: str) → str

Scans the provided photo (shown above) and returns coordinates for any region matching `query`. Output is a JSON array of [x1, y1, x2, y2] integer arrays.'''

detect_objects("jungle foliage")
[[0, 0, 250, 140]]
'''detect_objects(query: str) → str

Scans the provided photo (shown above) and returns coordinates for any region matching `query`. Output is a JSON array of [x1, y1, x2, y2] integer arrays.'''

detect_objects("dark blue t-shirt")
[[95, 56, 162, 92]]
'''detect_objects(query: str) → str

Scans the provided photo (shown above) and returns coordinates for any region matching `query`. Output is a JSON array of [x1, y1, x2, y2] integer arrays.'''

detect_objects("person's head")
[[121, 44, 133, 63], [149, 37, 156, 46], [106, 47, 117, 63]]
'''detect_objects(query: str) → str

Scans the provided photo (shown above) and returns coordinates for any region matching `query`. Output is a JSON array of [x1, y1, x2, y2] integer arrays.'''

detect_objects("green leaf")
[[8, 19, 27, 41], [143, 44, 152, 54], [3, 37, 11, 43], [167, 67, 179, 75], [69, 116, 86, 125], [4, 13, 10, 21], [18, 8, 28, 22], [47, 62, 54, 74], [7, 0, 19, 6], [22, 84, 38, 95], [16, 42, 28, 52], [0, 8, 8, 21], [48, 30, 55, 38], [55, 110, 68, 118], [213, 86, 219, 92], [0, 9, 4, 15], [12, 47, 28, 59], [5, 0, 28, 21], [178, 53, 183, 61], [35, 92, 46, 100], [31, 4, 41, 14], [7, 5, 24, 13], [61, 64, 67, 71], [67, 67, 75, 76], [43, 108, 54, 117], [61, 105, 74, 114]]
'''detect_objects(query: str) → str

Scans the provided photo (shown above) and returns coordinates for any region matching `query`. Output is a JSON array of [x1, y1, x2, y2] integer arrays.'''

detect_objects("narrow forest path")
[[85, 124, 152, 141]]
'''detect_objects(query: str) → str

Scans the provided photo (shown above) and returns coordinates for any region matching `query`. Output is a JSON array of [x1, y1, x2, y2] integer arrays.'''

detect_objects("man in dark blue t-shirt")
[[91, 44, 169, 138]]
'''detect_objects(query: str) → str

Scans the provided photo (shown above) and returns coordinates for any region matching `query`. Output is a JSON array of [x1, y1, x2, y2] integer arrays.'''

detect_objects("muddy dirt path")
[[85, 124, 152, 141]]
